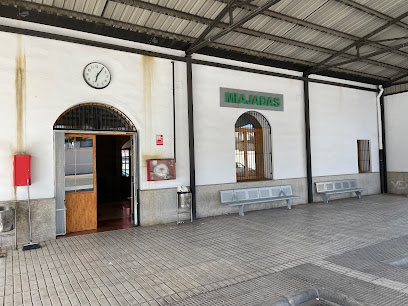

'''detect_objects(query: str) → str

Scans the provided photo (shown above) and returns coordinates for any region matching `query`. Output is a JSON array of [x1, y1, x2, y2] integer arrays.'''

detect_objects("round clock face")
[[83, 62, 111, 89], [153, 163, 169, 178]]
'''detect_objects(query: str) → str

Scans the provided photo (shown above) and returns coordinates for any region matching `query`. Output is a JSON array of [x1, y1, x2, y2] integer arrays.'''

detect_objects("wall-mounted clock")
[[83, 62, 111, 89]]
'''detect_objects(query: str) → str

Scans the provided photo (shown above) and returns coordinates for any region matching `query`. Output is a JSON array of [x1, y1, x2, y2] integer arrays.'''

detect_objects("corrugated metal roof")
[[13, 0, 408, 90]]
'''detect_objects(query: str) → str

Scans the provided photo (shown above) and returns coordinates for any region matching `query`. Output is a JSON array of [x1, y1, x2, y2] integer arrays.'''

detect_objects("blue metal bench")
[[315, 179, 366, 203], [220, 185, 300, 216]]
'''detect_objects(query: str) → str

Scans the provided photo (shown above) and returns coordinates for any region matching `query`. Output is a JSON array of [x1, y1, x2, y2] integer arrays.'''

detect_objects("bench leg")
[[355, 191, 362, 199], [286, 199, 291, 210], [238, 205, 244, 217], [320, 194, 330, 204]]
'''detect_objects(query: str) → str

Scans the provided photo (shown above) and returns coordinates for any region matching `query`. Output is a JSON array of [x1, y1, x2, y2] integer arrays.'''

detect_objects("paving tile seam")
[[314, 260, 408, 293]]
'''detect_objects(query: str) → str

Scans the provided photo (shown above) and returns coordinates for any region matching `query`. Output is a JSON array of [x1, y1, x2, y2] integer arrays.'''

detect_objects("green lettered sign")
[[220, 87, 284, 111]]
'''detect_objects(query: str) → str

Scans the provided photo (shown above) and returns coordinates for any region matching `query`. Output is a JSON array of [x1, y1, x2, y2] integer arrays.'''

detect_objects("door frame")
[[54, 130, 139, 235]]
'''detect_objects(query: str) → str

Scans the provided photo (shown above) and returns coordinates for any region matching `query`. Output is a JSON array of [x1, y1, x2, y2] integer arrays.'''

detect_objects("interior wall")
[[96, 135, 130, 203]]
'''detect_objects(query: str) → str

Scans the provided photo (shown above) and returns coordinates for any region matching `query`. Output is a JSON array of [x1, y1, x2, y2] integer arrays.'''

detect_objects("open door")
[[64, 134, 97, 233]]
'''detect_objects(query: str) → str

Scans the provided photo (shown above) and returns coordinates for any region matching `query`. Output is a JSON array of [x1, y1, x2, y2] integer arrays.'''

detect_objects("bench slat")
[[220, 190, 235, 204], [226, 195, 300, 206], [323, 188, 366, 195]]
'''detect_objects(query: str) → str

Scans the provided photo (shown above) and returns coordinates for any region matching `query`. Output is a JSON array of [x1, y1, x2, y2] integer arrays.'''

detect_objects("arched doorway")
[[54, 103, 138, 235]]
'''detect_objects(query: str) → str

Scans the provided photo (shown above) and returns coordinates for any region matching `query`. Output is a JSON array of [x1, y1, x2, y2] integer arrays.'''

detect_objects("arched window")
[[235, 111, 272, 181], [54, 103, 135, 132]]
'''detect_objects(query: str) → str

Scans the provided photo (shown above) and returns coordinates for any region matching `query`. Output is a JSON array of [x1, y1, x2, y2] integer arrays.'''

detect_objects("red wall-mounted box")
[[14, 155, 31, 186], [147, 159, 176, 181]]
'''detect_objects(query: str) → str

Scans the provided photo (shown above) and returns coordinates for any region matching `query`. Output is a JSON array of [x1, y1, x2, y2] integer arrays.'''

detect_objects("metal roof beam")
[[210, 42, 388, 82], [0, 0, 394, 81], [0, 0, 196, 42], [215, 0, 408, 59], [185, 0, 237, 55], [335, 0, 408, 31], [315, 40, 408, 72], [384, 72, 408, 87], [384, 80, 408, 88], [305, 10, 408, 75], [112, 0, 407, 73], [186, 0, 283, 55]]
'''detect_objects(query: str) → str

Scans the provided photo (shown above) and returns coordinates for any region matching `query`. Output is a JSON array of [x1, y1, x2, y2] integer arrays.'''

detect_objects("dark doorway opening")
[[96, 135, 133, 231]]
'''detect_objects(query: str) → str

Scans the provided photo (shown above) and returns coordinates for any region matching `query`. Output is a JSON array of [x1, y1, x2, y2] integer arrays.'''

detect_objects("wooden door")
[[64, 134, 97, 233]]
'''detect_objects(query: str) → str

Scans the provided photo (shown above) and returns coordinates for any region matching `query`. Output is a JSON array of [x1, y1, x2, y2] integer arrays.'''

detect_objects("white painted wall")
[[192, 63, 306, 185], [385, 92, 408, 172], [0, 31, 190, 201], [310, 83, 379, 176], [0, 24, 381, 203], [191, 61, 379, 186]]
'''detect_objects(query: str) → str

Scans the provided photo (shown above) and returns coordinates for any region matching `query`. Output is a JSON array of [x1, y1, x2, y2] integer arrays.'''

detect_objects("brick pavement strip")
[[1, 194, 408, 305]]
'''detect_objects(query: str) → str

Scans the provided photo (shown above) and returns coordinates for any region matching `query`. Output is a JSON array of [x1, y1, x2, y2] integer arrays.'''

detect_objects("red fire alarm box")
[[147, 159, 176, 181], [14, 154, 31, 186]]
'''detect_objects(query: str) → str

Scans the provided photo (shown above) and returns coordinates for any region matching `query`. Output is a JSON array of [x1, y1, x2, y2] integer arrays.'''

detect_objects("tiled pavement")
[[2, 194, 408, 305]]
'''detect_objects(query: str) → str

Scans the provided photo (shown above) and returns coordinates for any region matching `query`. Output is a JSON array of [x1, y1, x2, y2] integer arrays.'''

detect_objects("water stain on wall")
[[142, 55, 154, 132], [141, 55, 165, 161], [142, 154, 166, 161], [13, 35, 27, 200], [15, 35, 26, 153]]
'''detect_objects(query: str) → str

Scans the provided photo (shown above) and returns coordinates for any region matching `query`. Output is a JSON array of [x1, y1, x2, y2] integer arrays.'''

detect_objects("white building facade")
[[0, 19, 384, 245]]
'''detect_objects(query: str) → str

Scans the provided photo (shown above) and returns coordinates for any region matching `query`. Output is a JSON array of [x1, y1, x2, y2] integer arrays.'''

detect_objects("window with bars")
[[235, 111, 272, 181], [54, 103, 134, 132], [357, 140, 371, 173]]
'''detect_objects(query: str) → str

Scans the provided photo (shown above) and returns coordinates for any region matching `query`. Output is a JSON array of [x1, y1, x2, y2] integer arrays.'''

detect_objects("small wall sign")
[[156, 135, 163, 145], [220, 87, 284, 111]]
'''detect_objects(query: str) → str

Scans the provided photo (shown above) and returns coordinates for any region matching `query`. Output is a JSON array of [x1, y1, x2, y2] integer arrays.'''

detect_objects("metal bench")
[[315, 179, 366, 203], [220, 185, 300, 216]]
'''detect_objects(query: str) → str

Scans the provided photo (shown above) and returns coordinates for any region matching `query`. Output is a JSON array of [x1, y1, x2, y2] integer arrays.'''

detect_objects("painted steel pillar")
[[303, 75, 313, 203], [186, 55, 197, 219], [379, 94, 388, 193]]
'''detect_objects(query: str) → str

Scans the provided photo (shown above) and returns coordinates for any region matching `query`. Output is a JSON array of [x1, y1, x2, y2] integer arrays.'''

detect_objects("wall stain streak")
[[15, 35, 26, 153], [142, 55, 155, 139], [141, 55, 165, 161], [14, 35, 27, 200]]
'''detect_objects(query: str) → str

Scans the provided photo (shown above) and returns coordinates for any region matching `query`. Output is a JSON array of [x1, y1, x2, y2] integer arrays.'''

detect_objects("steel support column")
[[186, 56, 197, 219], [379, 94, 388, 193], [303, 75, 313, 203]]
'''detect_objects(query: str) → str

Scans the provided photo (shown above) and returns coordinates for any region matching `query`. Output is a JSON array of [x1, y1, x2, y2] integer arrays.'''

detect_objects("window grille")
[[357, 140, 371, 173], [54, 103, 134, 132], [235, 111, 272, 181]]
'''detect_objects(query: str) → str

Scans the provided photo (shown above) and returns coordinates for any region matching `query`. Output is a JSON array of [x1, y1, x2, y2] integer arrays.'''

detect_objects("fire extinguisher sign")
[[156, 135, 163, 145]]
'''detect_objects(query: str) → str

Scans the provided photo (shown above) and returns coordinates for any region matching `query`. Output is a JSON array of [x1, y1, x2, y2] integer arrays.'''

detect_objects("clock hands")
[[95, 67, 104, 82]]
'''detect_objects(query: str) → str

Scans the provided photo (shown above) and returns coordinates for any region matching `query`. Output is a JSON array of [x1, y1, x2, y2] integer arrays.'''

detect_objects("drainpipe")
[[376, 85, 387, 193], [303, 74, 313, 203]]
